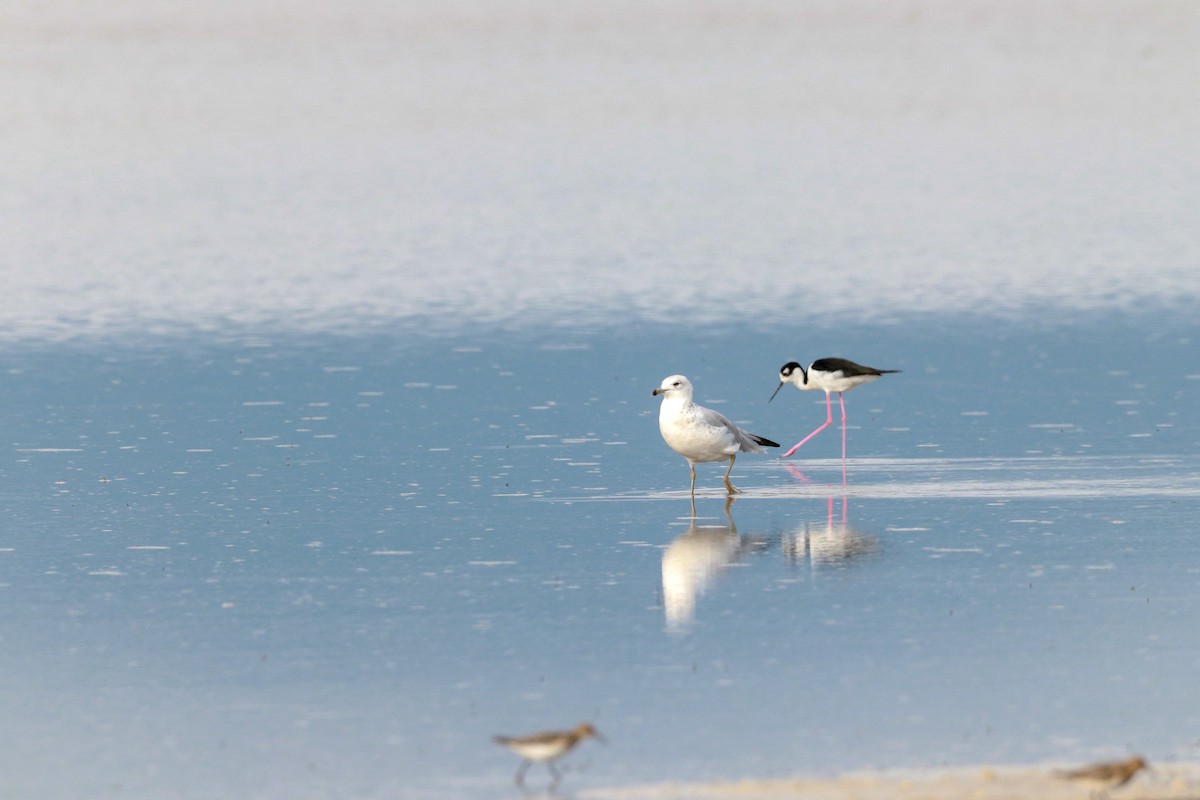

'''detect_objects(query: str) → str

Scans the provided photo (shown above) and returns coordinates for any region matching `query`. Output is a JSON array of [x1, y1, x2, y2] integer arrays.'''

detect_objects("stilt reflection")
[[781, 496, 879, 569]]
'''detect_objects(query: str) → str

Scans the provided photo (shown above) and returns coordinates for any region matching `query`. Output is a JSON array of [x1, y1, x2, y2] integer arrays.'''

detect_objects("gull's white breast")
[[658, 399, 739, 463]]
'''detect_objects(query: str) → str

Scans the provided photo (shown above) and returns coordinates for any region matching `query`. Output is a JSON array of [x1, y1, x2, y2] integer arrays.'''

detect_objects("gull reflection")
[[782, 496, 878, 569], [661, 499, 770, 632]]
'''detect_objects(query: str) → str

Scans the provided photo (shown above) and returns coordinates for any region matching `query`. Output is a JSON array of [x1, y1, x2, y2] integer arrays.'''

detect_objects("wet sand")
[[586, 762, 1200, 800]]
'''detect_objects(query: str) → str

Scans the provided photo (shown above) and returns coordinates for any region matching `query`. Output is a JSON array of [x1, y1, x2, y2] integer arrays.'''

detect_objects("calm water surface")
[[4, 2, 1200, 797], [2, 316, 1198, 799]]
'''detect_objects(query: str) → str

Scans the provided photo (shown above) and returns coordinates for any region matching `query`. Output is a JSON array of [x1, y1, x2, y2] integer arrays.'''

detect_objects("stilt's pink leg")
[[839, 392, 848, 486], [783, 464, 813, 483], [782, 392, 833, 458], [825, 495, 849, 527]]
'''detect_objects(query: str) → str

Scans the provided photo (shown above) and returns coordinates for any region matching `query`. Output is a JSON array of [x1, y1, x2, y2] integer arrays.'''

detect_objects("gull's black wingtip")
[[752, 435, 781, 448]]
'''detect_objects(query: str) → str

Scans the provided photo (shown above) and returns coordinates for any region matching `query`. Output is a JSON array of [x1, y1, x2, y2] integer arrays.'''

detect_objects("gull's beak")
[[652, 387, 663, 396], [768, 381, 785, 403]]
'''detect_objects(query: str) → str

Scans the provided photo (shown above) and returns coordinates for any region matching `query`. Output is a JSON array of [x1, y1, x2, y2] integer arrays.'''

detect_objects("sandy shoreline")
[[584, 762, 1200, 800]]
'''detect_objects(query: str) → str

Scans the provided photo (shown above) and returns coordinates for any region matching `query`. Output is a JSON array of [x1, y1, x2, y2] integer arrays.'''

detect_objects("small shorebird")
[[493, 722, 604, 788], [654, 375, 780, 497], [1053, 755, 1149, 797], [769, 358, 899, 482]]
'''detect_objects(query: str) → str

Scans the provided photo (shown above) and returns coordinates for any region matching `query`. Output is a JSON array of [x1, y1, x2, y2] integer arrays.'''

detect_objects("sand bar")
[[586, 762, 1200, 800]]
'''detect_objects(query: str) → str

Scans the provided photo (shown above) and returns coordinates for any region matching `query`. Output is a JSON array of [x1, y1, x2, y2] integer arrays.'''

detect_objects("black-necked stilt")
[[493, 722, 605, 788], [769, 358, 899, 477], [654, 375, 780, 497]]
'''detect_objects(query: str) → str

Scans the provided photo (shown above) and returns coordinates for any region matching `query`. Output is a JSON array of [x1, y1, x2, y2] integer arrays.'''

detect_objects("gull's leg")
[[782, 391, 834, 458], [723, 455, 741, 494], [689, 464, 697, 497]]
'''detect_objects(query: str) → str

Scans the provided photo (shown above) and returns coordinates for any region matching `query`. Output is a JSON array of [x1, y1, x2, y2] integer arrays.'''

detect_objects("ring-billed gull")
[[654, 374, 779, 496]]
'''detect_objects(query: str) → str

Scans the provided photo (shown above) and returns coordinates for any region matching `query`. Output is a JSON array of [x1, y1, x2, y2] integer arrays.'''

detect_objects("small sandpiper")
[[493, 722, 605, 788], [1053, 755, 1149, 798]]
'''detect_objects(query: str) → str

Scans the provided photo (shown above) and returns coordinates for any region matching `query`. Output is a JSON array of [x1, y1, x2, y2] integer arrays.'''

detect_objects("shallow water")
[[2, 317, 1198, 799], [4, 1, 1200, 797]]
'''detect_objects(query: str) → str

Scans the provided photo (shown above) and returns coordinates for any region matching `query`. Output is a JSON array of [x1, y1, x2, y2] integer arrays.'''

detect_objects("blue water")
[[6, 3, 1200, 796], [2, 314, 1198, 798]]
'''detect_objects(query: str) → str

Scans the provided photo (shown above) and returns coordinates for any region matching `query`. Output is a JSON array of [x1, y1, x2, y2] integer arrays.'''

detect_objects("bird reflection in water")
[[661, 498, 771, 632], [781, 495, 878, 569]]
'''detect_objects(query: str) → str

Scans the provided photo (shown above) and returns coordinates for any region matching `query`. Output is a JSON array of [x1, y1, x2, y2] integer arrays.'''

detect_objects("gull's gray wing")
[[695, 404, 777, 453]]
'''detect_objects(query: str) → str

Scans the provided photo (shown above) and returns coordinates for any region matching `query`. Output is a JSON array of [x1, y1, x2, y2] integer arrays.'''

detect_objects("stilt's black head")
[[770, 361, 807, 402]]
